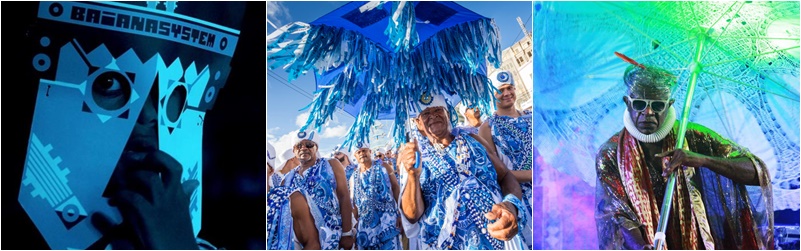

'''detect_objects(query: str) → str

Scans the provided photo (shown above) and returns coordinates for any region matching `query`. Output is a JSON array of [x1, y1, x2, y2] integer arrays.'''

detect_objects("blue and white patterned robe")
[[284, 158, 343, 250], [406, 129, 524, 250], [488, 110, 534, 249], [349, 161, 401, 250], [345, 163, 358, 185], [266, 186, 295, 250]]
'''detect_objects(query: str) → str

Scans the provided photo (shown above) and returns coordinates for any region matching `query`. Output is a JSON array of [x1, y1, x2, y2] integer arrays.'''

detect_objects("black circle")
[[49, 3, 63, 17], [220, 37, 228, 50]]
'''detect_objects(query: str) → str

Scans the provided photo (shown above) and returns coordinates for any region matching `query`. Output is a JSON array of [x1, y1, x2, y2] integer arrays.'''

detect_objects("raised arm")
[[656, 150, 759, 185], [383, 161, 400, 202], [398, 141, 425, 223], [656, 124, 762, 186]]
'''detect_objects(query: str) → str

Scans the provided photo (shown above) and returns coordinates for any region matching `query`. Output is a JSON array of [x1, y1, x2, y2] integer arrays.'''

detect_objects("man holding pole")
[[398, 91, 527, 250], [594, 57, 774, 250]]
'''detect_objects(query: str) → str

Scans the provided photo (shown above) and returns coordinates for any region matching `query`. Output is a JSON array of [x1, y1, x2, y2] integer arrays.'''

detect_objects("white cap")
[[490, 70, 515, 90], [409, 91, 450, 118], [354, 142, 370, 149], [292, 130, 316, 145]]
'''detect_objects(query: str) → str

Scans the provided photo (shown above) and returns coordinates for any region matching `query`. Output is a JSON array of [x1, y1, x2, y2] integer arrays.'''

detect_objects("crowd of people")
[[267, 70, 534, 250], [267, 57, 777, 250]]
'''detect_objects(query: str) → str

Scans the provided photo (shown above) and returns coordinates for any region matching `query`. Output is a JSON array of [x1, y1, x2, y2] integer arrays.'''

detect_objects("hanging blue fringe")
[[268, 15, 502, 150], [385, 1, 419, 53]]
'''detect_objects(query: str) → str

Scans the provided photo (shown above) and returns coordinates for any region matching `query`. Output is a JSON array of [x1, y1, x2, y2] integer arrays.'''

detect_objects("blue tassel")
[[268, 17, 502, 149], [385, 1, 419, 53]]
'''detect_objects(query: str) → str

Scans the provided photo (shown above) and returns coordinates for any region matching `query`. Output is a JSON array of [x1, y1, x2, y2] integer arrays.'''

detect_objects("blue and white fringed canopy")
[[268, 1, 502, 149]]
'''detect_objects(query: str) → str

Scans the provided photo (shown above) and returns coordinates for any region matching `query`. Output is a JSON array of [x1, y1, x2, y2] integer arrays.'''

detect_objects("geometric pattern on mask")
[[156, 57, 209, 237], [45, 41, 147, 124], [22, 133, 88, 230], [156, 58, 211, 134]]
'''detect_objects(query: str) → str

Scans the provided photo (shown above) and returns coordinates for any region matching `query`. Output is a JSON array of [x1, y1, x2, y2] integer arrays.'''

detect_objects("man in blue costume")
[[348, 142, 402, 249], [399, 91, 528, 250], [281, 132, 355, 250], [332, 146, 358, 183], [267, 172, 321, 250], [382, 147, 399, 182], [479, 70, 535, 249]]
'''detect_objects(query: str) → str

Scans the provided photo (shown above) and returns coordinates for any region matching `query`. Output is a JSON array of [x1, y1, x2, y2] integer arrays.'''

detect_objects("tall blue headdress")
[[268, 1, 501, 149]]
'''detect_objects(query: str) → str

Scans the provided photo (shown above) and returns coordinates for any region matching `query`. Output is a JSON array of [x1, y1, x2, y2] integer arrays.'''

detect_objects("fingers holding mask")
[[107, 150, 198, 249]]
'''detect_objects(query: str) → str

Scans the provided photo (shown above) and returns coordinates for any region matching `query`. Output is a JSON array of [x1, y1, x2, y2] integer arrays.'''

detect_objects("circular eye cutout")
[[166, 85, 187, 123], [92, 71, 131, 111]]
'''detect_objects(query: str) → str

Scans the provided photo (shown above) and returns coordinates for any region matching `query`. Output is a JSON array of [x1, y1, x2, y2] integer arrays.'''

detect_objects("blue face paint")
[[18, 2, 244, 249]]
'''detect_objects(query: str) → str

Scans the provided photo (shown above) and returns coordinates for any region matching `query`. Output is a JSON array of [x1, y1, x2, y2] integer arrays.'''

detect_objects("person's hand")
[[655, 149, 708, 177], [340, 235, 354, 250], [484, 201, 519, 241], [398, 141, 420, 179], [95, 150, 199, 249]]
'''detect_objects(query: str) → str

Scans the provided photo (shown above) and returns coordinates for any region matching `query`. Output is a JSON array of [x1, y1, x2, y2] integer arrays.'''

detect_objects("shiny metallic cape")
[[595, 122, 773, 249]]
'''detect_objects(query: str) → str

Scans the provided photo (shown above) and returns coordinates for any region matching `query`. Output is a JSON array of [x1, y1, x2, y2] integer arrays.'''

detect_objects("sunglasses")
[[628, 96, 669, 112], [294, 141, 317, 150]]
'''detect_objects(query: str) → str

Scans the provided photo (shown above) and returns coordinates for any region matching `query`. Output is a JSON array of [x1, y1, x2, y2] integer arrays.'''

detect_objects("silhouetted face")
[[624, 86, 674, 134]]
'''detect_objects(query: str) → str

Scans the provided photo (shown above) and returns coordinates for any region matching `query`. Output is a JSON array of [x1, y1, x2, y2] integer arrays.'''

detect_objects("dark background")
[[1, 2, 266, 249]]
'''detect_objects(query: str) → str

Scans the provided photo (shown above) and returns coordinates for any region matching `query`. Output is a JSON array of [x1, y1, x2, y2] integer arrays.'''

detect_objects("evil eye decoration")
[[496, 71, 511, 84], [297, 131, 315, 141], [420, 91, 433, 105]]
